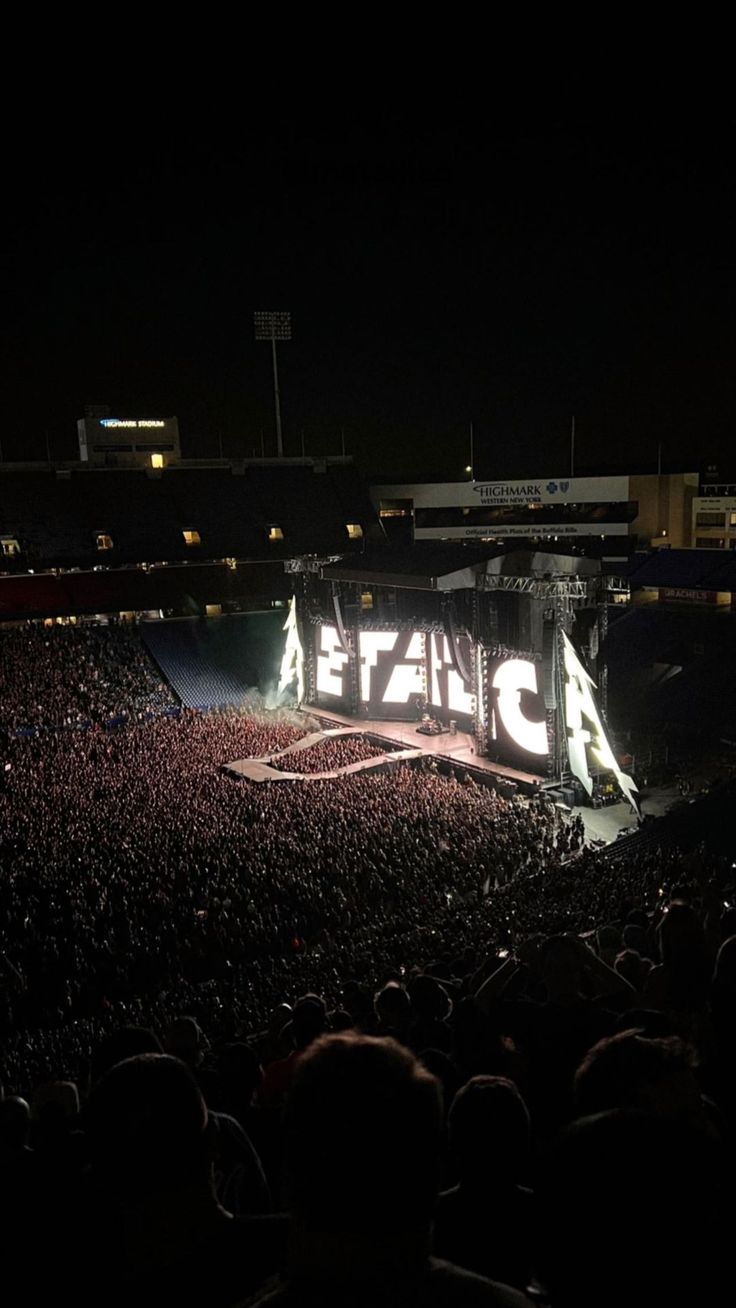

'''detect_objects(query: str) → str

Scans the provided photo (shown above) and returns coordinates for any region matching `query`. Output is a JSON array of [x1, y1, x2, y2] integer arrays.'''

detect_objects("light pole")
[[254, 311, 291, 457]]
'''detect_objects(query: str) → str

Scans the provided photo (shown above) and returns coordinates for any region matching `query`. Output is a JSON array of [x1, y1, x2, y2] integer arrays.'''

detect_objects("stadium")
[[1, 437, 735, 1305], [2, 109, 735, 1308]]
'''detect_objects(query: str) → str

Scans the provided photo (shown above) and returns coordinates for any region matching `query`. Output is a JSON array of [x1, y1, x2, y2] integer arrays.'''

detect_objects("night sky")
[[2, 106, 734, 481]]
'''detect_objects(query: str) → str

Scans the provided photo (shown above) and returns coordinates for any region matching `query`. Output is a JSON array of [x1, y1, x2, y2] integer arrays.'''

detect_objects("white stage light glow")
[[562, 632, 639, 811], [316, 624, 349, 697], [277, 596, 305, 702], [358, 631, 398, 701], [429, 634, 474, 715], [492, 659, 548, 756], [382, 631, 425, 702], [358, 630, 426, 704], [383, 655, 425, 703]]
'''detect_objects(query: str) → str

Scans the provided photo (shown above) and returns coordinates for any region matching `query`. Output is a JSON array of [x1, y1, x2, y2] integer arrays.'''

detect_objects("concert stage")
[[286, 545, 638, 813], [223, 707, 544, 791], [306, 707, 545, 789]]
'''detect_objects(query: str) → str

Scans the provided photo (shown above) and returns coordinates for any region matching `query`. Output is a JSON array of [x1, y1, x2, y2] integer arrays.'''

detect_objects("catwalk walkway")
[[224, 709, 543, 791], [223, 727, 422, 783]]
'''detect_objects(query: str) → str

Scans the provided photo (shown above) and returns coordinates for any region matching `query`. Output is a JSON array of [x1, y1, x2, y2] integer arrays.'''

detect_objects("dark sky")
[[2, 106, 734, 481]]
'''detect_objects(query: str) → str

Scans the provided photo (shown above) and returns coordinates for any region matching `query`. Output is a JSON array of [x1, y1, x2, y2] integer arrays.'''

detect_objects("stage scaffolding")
[[290, 546, 629, 789]]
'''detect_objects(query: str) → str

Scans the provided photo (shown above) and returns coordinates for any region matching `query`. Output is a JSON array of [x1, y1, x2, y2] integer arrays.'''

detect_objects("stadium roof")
[[322, 545, 600, 591], [0, 460, 379, 569]]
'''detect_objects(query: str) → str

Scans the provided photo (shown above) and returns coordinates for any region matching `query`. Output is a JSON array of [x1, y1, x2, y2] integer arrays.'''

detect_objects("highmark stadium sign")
[[100, 419, 167, 428]]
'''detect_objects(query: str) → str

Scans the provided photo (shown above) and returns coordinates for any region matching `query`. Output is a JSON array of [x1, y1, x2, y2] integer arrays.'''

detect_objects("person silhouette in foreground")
[[433, 1076, 533, 1289], [535, 1108, 727, 1307], [248, 1032, 529, 1306], [79, 1054, 285, 1307]]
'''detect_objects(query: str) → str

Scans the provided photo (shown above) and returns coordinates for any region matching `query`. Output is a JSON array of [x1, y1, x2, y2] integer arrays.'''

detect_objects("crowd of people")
[[0, 623, 176, 731], [1, 622, 735, 1304], [268, 732, 389, 774], [0, 702, 585, 1088]]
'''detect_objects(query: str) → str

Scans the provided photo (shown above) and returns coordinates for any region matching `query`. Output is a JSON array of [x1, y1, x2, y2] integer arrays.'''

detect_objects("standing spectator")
[[77, 1054, 284, 1306], [248, 1032, 529, 1306], [535, 1110, 727, 1307], [433, 1076, 533, 1289]]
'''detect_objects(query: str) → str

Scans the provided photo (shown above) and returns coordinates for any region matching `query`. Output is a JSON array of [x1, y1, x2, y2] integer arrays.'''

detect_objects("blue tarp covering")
[[628, 549, 736, 590]]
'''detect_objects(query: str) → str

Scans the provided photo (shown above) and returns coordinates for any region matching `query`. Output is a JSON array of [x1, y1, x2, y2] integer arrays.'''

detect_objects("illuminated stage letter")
[[431, 634, 475, 715], [448, 668, 474, 715], [562, 632, 638, 811], [277, 595, 305, 702], [316, 624, 349, 697], [492, 659, 548, 756], [382, 631, 425, 703], [358, 631, 398, 701], [430, 634, 444, 707], [383, 655, 424, 703]]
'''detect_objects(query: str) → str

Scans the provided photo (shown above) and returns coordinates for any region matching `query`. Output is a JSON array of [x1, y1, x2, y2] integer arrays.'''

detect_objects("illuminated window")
[[95, 533, 114, 551], [730, 512, 736, 527], [205, 604, 222, 617], [379, 500, 411, 517], [346, 523, 363, 539], [268, 525, 284, 542], [150, 453, 164, 469], [0, 537, 21, 556], [183, 530, 201, 546], [361, 590, 374, 609]]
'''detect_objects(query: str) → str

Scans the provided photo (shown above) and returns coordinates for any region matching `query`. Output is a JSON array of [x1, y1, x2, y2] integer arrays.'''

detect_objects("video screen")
[[358, 629, 426, 718], [315, 624, 350, 702], [315, 625, 427, 717], [427, 632, 474, 720], [486, 655, 549, 771]]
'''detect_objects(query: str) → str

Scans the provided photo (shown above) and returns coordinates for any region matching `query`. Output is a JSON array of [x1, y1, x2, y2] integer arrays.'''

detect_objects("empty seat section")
[[141, 612, 285, 710]]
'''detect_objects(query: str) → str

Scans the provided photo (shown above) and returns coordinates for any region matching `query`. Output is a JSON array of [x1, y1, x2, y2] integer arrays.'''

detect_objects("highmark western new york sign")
[[473, 479, 577, 504], [457, 476, 629, 508], [376, 476, 630, 510], [476, 482, 552, 502]]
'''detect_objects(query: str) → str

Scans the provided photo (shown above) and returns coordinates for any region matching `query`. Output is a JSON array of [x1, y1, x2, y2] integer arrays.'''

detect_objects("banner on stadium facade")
[[375, 476, 629, 510], [658, 588, 724, 605], [414, 523, 630, 540]]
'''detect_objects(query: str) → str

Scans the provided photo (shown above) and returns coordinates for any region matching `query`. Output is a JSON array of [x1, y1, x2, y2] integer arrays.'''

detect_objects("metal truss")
[[602, 576, 630, 595], [478, 575, 594, 600], [284, 555, 343, 574], [478, 573, 631, 603]]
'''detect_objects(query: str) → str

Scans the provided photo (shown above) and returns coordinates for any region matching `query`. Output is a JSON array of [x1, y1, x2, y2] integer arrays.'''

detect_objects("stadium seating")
[[141, 612, 285, 709]]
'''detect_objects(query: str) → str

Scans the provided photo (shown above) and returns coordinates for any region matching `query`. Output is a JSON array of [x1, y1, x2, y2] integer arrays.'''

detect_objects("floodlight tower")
[[254, 311, 291, 457]]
